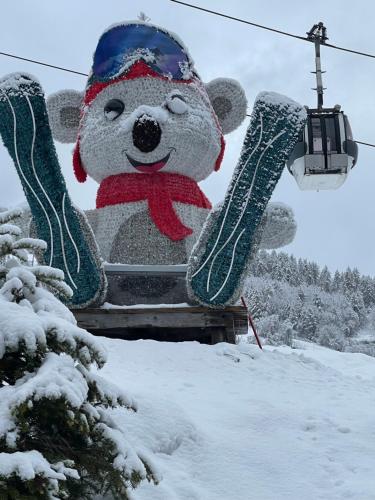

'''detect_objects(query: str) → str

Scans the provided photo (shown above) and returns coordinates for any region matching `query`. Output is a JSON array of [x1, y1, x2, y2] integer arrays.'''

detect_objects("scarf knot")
[[96, 172, 212, 241]]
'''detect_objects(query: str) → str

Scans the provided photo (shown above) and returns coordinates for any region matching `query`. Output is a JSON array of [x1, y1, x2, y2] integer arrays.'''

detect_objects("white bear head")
[[47, 22, 248, 185]]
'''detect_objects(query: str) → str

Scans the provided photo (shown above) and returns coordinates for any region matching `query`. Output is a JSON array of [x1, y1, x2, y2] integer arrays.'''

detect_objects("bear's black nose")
[[132, 115, 161, 153]]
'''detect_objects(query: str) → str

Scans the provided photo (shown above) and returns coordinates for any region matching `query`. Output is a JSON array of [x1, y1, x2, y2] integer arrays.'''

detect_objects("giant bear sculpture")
[[47, 21, 296, 267], [0, 21, 304, 307]]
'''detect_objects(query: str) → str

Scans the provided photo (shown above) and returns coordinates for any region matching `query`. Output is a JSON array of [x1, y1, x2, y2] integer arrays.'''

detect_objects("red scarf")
[[96, 172, 212, 241]]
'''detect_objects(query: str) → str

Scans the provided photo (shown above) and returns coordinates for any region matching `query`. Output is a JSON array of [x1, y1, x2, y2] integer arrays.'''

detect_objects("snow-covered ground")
[[97, 338, 375, 500]]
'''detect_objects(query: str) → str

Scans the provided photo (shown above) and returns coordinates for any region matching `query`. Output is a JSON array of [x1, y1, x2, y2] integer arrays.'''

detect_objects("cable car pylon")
[[308, 22, 327, 110]]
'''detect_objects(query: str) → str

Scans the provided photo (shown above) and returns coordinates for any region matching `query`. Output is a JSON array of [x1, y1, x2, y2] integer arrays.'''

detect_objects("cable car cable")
[[169, 3, 375, 150], [0, 51, 88, 77], [170, 0, 375, 60], [171, 0, 308, 42], [354, 140, 375, 148], [1, 50, 373, 149], [244, 114, 375, 148], [0, 21, 374, 150]]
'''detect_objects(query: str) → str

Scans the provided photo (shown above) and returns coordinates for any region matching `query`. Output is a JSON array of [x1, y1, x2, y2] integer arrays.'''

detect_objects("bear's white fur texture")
[[80, 78, 222, 183]]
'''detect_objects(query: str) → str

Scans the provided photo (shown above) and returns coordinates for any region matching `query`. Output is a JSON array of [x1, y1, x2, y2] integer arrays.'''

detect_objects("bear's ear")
[[46, 90, 83, 143], [205, 78, 247, 134]]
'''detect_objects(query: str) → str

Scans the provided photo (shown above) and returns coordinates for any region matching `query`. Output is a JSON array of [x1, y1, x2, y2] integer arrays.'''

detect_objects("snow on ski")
[[187, 91, 307, 307], [0, 73, 106, 308]]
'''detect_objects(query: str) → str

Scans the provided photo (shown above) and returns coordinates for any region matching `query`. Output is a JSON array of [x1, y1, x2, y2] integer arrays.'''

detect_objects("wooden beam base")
[[73, 305, 248, 345]]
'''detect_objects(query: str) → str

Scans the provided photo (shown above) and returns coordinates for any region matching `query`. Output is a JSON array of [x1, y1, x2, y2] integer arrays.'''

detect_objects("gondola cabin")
[[287, 107, 358, 191]]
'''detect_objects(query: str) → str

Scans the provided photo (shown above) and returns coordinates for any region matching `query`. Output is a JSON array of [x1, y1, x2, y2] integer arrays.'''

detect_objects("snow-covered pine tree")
[[0, 208, 156, 499], [272, 255, 288, 283], [288, 254, 300, 287], [296, 306, 319, 341], [318, 266, 332, 293], [297, 258, 306, 283], [331, 270, 342, 293], [360, 275, 375, 308], [347, 290, 366, 327]]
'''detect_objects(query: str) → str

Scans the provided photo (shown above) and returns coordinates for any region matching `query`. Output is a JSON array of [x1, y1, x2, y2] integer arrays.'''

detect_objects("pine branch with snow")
[[0, 209, 71, 302], [0, 210, 157, 498]]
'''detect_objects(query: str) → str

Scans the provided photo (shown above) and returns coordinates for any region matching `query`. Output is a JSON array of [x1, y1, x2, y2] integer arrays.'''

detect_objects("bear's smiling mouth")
[[126, 152, 171, 173]]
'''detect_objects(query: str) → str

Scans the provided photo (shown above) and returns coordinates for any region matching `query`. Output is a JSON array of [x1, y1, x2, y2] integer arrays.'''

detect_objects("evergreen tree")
[[346, 291, 366, 328], [245, 249, 375, 353], [296, 306, 319, 341], [288, 255, 300, 287], [0, 209, 155, 499], [360, 276, 375, 308], [342, 267, 361, 295], [289, 303, 302, 331], [318, 266, 332, 293], [297, 258, 309, 285], [352, 268, 361, 291], [305, 262, 320, 286], [331, 270, 342, 293], [271, 258, 285, 282], [245, 286, 269, 320]]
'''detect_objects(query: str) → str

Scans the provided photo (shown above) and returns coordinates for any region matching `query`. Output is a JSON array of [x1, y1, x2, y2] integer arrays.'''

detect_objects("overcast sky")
[[0, 0, 374, 275]]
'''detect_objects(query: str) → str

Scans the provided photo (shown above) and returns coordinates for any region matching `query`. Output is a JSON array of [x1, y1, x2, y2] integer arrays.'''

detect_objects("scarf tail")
[[149, 187, 193, 241]]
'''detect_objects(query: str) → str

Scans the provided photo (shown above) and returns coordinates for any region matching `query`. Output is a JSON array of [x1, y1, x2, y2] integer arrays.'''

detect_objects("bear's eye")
[[104, 99, 125, 121], [166, 93, 188, 115]]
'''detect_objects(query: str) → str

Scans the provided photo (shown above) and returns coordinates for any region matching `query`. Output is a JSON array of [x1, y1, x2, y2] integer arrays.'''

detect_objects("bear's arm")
[[199, 201, 296, 251], [258, 202, 297, 250]]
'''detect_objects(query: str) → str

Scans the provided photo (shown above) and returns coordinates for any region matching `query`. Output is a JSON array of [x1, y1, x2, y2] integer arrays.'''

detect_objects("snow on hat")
[[73, 21, 224, 182]]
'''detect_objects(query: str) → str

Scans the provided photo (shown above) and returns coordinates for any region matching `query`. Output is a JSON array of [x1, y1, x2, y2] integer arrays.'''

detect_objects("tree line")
[[243, 250, 375, 354]]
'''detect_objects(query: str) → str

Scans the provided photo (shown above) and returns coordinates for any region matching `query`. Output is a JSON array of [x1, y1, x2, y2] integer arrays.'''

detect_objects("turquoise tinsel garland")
[[188, 91, 307, 307]]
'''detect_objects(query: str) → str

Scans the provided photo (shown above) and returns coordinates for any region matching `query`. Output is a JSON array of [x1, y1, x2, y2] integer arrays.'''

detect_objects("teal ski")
[[0, 73, 106, 308], [187, 91, 307, 307]]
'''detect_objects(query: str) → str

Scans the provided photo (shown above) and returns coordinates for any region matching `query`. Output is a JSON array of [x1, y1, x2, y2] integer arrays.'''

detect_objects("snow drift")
[[98, 338, 375, 500]]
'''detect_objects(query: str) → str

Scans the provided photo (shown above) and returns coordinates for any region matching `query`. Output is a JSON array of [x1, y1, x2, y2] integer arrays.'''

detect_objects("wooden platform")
[[73, 304, 248, 344]]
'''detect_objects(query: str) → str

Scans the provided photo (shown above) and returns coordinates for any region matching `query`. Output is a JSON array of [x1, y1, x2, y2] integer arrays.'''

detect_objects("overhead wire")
[[0, 51, 88, 76], [171, 0, 375, 148], [0, 5, 374, 148], [170, 0, 375, 59], [353, 140, 375, 148], [243, 114, 374, 151]]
